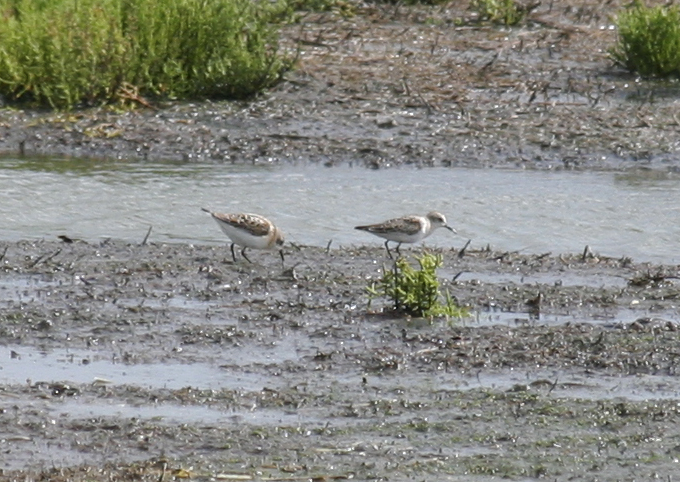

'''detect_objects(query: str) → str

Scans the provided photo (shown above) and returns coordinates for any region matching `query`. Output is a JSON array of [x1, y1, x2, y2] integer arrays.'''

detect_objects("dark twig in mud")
[[628, 269, 680, 288], [157, 460, 167, 482], [28, 253, 47, 268], [0, 246, 7, 262], [494, 252, 509, 262], [417, 91, 436, 114], [479, 51, 501, 74], [142, 226, 153, 245], [117, 82, 157, 110], [29, 248, 62, 268], [582, 244, 594, 261], [458, 239, 472, 258], [401, 76, 411, 96], [591, 331, 605, 347], [494, 250, 520, 262]]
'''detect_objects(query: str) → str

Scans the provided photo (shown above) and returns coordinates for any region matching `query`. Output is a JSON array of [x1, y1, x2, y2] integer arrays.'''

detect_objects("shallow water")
[[1, 158, 680, 263], [0, 345, 236, 390], [3, 342, 678, 423]]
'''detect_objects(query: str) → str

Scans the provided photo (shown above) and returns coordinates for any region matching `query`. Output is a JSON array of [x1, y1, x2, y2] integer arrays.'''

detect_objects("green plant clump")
[[470, 0, 529, 26], [0, 0, 293, 109], [367, 253, 467, 319], [369, 0, 448, 6], [611, 3, 680, 78], [286, 0, 355, 15]]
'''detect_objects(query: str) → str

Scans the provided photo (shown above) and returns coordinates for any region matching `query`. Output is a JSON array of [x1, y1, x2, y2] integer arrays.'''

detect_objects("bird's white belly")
[[218, 224, 272, 249], [380, 230, 428, 243]]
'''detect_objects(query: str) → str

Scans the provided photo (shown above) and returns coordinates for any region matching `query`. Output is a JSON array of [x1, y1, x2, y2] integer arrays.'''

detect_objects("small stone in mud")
[[36, 319, 53, 331], [375, 116, 397, 128]]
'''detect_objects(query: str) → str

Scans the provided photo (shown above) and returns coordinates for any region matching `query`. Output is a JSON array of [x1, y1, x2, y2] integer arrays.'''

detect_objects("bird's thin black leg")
[[230, 243, 237, 262], [384, 240, 394, 259], [279, 249, 285, 267], [395, 243, 402, 257], [241, 247, 253, 263]]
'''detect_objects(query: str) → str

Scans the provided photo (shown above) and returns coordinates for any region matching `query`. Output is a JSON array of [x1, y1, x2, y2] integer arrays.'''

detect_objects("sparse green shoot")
[[367, 253, 468, 319], [470, 0, 534, 26]]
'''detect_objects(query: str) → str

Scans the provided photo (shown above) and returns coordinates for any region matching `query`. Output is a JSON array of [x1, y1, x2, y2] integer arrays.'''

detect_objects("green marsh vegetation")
[[0, 0, 294, 109], [469, 0, 535, 26], [286, 0, 356, 15], [611, 2, 680, 78], [367, 253, 468, 319]]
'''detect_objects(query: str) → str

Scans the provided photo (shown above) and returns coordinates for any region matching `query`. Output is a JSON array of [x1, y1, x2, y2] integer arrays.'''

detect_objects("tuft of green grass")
[[611, 2, 680, 78], [363, 0, 448, 6], [367, 253, 468, 319], [0, 0, 293, 109], [285, 0, 356, 15], [470, 0, 533, 26]]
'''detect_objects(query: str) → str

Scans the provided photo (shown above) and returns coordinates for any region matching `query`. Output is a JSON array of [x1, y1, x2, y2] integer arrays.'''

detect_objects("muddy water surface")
[[3, 158, 680, 263]]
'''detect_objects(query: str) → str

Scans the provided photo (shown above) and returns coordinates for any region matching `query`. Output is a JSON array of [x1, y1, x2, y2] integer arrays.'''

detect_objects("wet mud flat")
[[2, 0, 680, 479], [2, 239, 680, 480], [2, 0, 680, 170]]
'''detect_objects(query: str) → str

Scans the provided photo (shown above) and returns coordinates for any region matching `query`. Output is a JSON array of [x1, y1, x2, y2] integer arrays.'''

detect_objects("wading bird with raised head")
[[355, 211, 455, 258]]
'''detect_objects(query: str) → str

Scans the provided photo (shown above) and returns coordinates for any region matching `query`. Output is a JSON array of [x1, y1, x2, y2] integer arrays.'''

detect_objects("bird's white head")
[[427, 211, 455, 233], [274, 229, 285, 246]]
